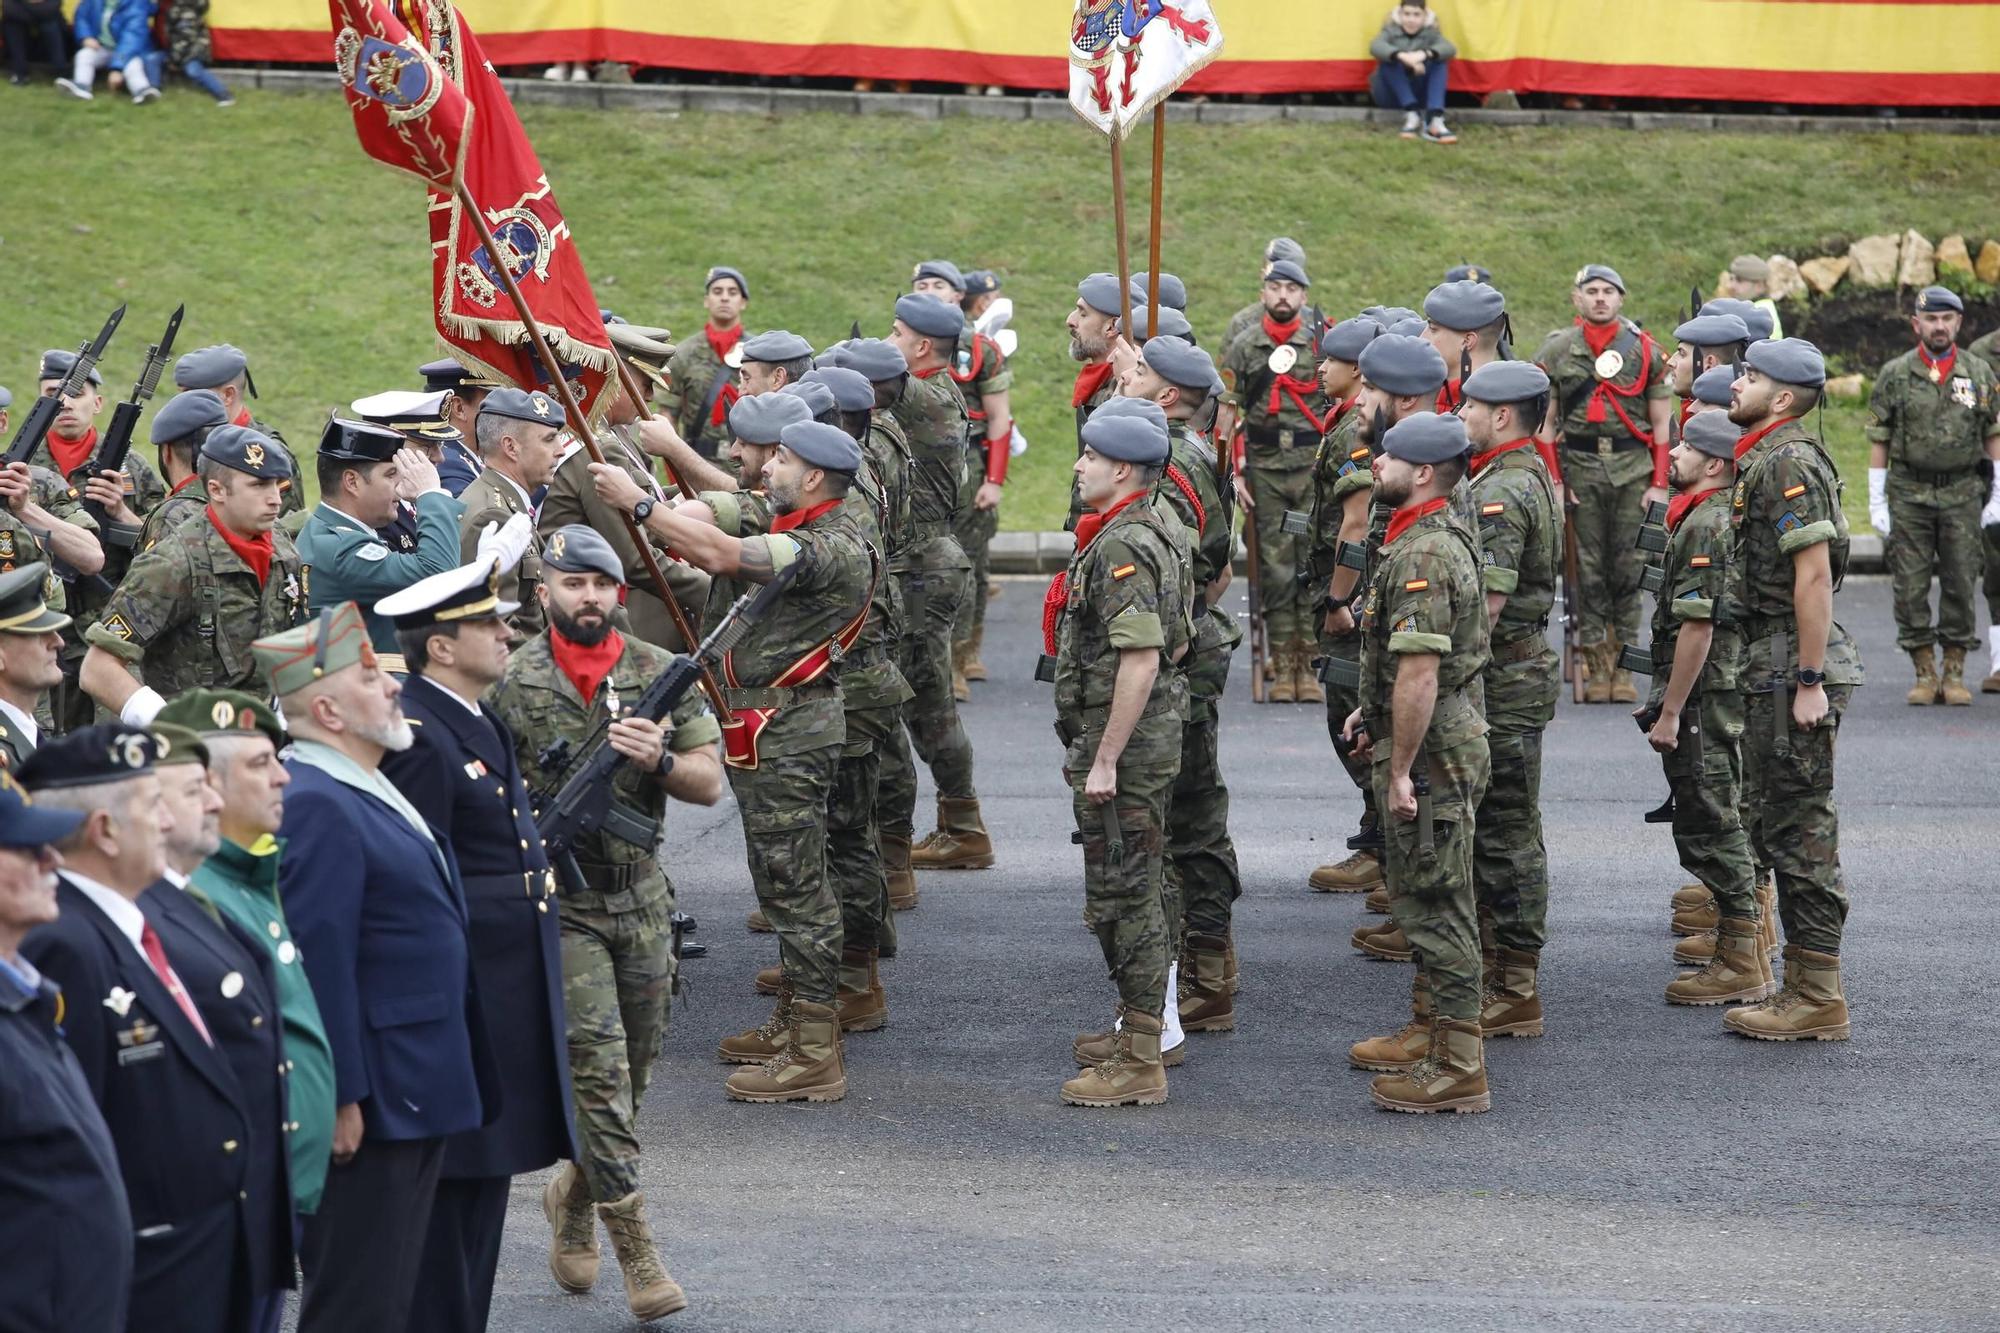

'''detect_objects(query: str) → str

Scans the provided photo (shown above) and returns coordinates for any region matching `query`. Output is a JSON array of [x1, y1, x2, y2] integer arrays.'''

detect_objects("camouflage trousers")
[[1740, 683, 1851, 954], [830, 703, 897, 958], [728, 744, 842, 1004], [559, 889, 674, 1203], [950, 465, 999, 653], [1320, 626, 1377, 831], [1169, 655, 1241, 940], [879, 562, 976, 838], [1886, 476, 1984, 653], [1375, 733, 1490, 1023], [1563, 445, 1655, 650], [1067, 714, 1182, 1016], [1246, 459, 1315, 641], [1474, 648, 1559, 952], [1661, 688, 1759, 921]]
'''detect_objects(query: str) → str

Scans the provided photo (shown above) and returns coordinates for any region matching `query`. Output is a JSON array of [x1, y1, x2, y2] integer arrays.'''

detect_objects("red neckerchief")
[[1072, 361, 1115, 408], [1576, 316, 1621, 359], [1437, 380, 1462, 414], [911, 363, 947, 380], [206, 504, 273, 586], [1259, 317, 1322, 430], [1043, 489, 1145, 654], [1678, 397, 1694, 428], [1917, 344, 1957, 383], [231, 408, 253, 428], [771, 496, 841, 533], [1469, 437, 1534, 475], [704, 323, 744, 426], [1572, 317, 1656, 443], [1733, 417, 1786, 462], [1383, 495, 1450, 547], [1262, 313, 1301, 346], [1665, 485, 1725, 533], [551, 624, 626, 706], [169, 473, 201, 497], [47, 427, 96, 478], [1329, 394, 1358, 427]]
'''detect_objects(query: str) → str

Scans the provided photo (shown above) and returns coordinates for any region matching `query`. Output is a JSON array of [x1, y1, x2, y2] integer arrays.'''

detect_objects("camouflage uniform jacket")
[[85, 515, 306, 695], [1219, 318, 1328, 469], [834, 491, 908, 714], [1730, 418, 1865, 690], [1533, 321, 1672, 444], [1866, 346, 2000, 478], [949, 332, 1014, 442], [660, 332, 736, 454], [1054, 495, 1193, 730], [455, 467, 545, 639], [539, 434, 702, 652], [888, 371, 970, 571], [1359, 501, 1490, 750], [863, 411, 915, 566], [492, 631, 720, 892], [1157, 423, 1240, 713], [1219, 301, 1263, 366], [1306, 407, 1371, 579], [1967, 329, 1999, 370], [1469, 441, 1560, 641], [3, 465, 97, 620], [1646, 486, 1740, 699], [29, 435, 167, 552], [138, 478, 207, 552]]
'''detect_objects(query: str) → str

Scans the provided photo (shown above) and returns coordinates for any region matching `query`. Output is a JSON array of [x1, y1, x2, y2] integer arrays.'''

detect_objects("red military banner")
[[329, 0, 470, 188]]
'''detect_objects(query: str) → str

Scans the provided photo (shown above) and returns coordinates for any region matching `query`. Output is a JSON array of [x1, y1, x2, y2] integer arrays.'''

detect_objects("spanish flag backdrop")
[[214, 1, 2000, 107]]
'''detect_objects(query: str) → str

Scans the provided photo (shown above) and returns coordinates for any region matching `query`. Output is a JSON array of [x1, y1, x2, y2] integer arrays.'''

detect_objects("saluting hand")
[[608, 715, 667, 772], [393, 446, 440, 498]]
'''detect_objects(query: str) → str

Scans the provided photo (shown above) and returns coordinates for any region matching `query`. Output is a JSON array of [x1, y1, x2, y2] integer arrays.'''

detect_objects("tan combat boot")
[[717, 988, 794, 1064], [1268, 641, 1297, 703], [1371, 1016, 1490, 1114], [753, 963, 783, 996], [962, 624, 988, 682], [1352, 919, 1413, 961], [1293, 640, 1326, 704], [1062, 1008, 1168, 1106], [835, 948, 887, 1033], [1666, 917, 1768, 1005], [1074, 1005, 1185, 1068], [1583, 643, 1614, 703], [725, 1000, 849, 1101], [1671, 897, 1719, 936], [1309, 847, 1384, 893], [542, 1162, 599, 1293], [1756, 879, 1779, 960], [1940, 646, 1974, 706], [1480, 946, 1544, 1037], [1672, 930, 1717, 965], [1724, 947, 1850, 1041], [910, 796, 995, 869], [1671, 882, 1713, 913], [880, 831, 918, 911], [746, 906, 773, 933], [1906, 646, 1940, 705], [1364, 884, 1392, 915], [1608, 636, 1639, 704], [950, 642, 971, 702], [1177, 934, 1235, 1031], [1350, 974, 1432, 1071], [594, 1192, 689, 1321], [1223, 932, 1240, 995]]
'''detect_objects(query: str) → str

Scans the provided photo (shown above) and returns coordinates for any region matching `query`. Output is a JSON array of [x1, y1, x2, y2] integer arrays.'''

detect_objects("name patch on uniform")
[[1404, 578, 1429, 591], [102, 613, 134, 641], [1782, 483, 1807, 499], [1111, 563, 1137, 580], [1689, 555, 1712, 568]]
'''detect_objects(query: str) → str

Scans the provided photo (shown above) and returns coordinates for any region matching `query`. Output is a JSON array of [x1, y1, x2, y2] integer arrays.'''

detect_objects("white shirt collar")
[[65, 871, 149, 965], [161, 867, 189, 889], [0, 698, 40, 750], [425, 676, 484, 718], [490, 467, 534, 510]]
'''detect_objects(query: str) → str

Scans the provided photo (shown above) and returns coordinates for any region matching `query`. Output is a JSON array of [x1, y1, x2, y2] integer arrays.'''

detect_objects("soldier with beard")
[[1064, 273, 1126, 529]]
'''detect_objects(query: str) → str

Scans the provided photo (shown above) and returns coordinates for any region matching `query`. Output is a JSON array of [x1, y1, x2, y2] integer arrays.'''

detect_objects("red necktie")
[[139, 922, 213, 1047]]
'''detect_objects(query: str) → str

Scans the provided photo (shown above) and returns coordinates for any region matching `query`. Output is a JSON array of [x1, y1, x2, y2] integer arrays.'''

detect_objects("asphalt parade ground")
[[474, 573, 1999, 1332]]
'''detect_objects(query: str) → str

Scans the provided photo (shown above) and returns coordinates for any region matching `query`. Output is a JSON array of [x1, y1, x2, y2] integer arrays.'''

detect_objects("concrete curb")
[[248, 69, 1997, 135]]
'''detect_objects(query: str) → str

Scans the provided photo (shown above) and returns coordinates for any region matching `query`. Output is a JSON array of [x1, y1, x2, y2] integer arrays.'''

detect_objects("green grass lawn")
[[6, 86, 1996, 529]]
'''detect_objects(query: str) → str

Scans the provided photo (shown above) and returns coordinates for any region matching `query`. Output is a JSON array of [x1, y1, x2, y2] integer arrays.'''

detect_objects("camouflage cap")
[[912, 259, 967, 293], [1381, 411, 1470, 465], [252, 602, 377, 699], [154, 687, 288, 751], [149, 722, 209, 769], [1680, 410, 1741, 461], [150, 389, 229, 446], [19, 724, 159, 791], [541, 525, 625, 585]]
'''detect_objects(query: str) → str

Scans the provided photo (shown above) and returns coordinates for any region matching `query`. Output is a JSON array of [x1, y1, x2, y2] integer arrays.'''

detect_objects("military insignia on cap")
[[103, 613, 134, 641], [532, 397, 551, 418], [211, 700, 236, 728], [245, 442, 266, 468], [550, 532, 567, 560], [1593, 350, 1625, 380], [1268, 345, 1298, 375], [116, 734, 151, 768]]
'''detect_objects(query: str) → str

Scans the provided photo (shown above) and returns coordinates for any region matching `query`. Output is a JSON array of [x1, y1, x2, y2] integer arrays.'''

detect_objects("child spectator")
[[55, 0, 158, 103], [164, 0, 234, 106], [1369, 4, 1457, 144], [3, 0, 68, 86]]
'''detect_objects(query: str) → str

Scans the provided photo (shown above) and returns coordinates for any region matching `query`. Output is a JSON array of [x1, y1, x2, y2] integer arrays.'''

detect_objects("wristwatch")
[[1795, 667, 1826, 687], [632, 498, 656, 524]]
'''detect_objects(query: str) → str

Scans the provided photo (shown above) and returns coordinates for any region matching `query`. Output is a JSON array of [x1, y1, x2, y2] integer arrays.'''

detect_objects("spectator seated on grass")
[[1369, 3, 1457, 145], [3, 0, 68, 86], [163, 0, 234, 106], [54, 0, 157, 104]]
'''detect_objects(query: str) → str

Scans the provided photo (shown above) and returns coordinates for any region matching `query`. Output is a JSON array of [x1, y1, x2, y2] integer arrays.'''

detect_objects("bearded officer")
[[1221, 237, 1309, 356], [456, 388, 559, 639], [1064, 274, 1126, 531]]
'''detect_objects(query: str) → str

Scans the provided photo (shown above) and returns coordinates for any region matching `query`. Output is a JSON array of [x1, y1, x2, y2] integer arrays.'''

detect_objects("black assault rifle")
[[4, 305, 126, 468], [83, 304, 183, 530]]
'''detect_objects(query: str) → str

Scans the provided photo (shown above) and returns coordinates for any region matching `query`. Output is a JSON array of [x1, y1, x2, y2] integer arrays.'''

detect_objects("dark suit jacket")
[[141, 883, 296, 1300], [0, 958, 132, 1333], [382, 674, 575, 1179], [277, 759, 494, 1144], [22, 878, 258, 1333]]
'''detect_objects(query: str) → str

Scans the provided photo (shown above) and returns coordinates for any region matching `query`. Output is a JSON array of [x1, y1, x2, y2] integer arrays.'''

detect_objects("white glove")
[[476, 512, 535, 573], [1008, 423, 1029, 458], [1984, 473, 2000, 530], [1868, 467, 1890, 537], [120, 686, 167, 727]]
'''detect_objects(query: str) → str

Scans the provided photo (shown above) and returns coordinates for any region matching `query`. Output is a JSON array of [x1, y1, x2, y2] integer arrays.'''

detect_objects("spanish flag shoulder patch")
[[1689, 555, 1712, 568], [1782, 482, 1808, 499], [1404, 578, 1430, 592], [1349, 447, 1371, 460], [1111, 563, 1137, 580], [1480, 502, 1505, 516]]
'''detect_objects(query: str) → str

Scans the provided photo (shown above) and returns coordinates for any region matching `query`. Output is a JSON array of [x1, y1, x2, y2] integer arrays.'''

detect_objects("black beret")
[[893, 294, 964, 342], [20, 723, 158, 791]]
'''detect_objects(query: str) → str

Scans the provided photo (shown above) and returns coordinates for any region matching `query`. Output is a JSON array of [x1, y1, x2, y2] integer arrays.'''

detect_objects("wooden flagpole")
[[1110, 135, 1135, 336], [1145, 105, 1165, 340]]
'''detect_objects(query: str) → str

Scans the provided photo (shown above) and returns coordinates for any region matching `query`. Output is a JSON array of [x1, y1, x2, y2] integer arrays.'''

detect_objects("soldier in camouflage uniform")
[[1220, 238, 1308, 361], [1864, 286, 2000, 706], [1118, 338, 1242, 1032], [1722, 338, 1863, 1042], [140, 388, 229, 551], [1665, 311, 1752, 430], [658, 265, 748, 460], [0, 564, 71, 771], [1533, 265, 1674, 704], [1459, 362, 1561, 1037], [172, 344, 304, 520], [0, 458, 104, 630], [1341, 412, 1493, 1115], [1055, 400, 1191, 1107], [457, 387, 562, 640], [1217, 258, 1329, 702], [1064, 274, 1126, 531], [487, 527, 722, 1318], [1971, 324, 2000, 692], [597, 421, 875, 1103], [79, 425, 303, 724]]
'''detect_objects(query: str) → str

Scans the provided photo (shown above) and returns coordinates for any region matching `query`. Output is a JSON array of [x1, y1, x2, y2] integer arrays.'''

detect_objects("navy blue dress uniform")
[[376, 559, 576, 1333], [18, 726, 269, 1333], [253, 602, 496, 1333], [421, 358, 500, 495], [0, 779, 131, 1333]]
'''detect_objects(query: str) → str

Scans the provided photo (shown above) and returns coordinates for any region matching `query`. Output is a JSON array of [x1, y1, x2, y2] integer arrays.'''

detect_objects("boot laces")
[[558, 1185, 596, 1247], [607, 1215, 667, 1287]]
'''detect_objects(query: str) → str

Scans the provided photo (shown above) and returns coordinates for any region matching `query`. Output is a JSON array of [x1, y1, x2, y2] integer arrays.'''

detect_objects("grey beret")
[[477, 386, 562, 426], [778, 420, 863, 475], [741, 330, 814, 364], [704, 265, 749, 299], [1444, 263, 1494, 285], [912, 259, 966, 292], [728, 392, 813, 445], [1673, 313, 1751, 348], [199, 424, 293, 480], [1127, 272, 1188, 312], [1388, 318, 1429, 340], [542, 524, 626, 584], [1691, 364, 1737, 407], [1363, 306, 1420, 328], [843, 338, 908, 382], [1264, 237, 1307, 267], [1265, 258, 1311, 288], [151, 389, 230, 445], [1743, 337, 1826, 389], [39, 349, 102, 387], [1380, 411, 1470, 465], [1320, 317, 1382, 363], [1080, 399, 1169, 465], [779, 378, 838, 418], [1915, 285, 1964, 314], [1573, 264, 1626, 292], [0, 386, 10, 410], [1680, 411, 1741, 461], [1461, 360, 1551, 405], [801, 366, 875, 414], [1077, 272, 1124, 317], [1701, 298, 1774, 342], [963, 270, 1000, 297], [894, 293, 964, 342], [1358, 334, 1449, 398], [1141, 336, 1220, 395], [1423, 280, 1506, 332], [173, 344, 250, 391], [1126, 305, 1192, 341]]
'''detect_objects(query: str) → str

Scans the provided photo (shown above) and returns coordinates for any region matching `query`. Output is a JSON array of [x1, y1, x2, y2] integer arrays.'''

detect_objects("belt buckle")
[[1596, 439, 1613, 456], [1279, 428, 1296, 450]]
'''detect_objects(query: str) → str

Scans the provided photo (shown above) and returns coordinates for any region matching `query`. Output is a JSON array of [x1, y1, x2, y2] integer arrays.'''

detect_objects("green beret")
[[149, 722, 209, 769], [252, 602, 378, 699], [154, 688, 288, 751]]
